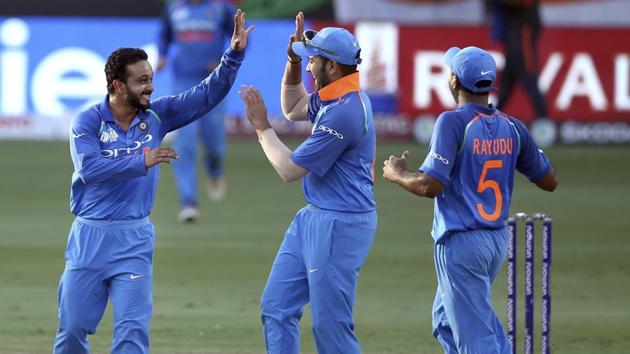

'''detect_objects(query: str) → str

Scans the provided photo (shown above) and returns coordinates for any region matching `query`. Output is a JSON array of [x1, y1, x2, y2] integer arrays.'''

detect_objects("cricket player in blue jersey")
[[239, 12, 376, 354], [382, 46, 558, 354], [52, 10, 252, 354], [157, 0, 236, 223]]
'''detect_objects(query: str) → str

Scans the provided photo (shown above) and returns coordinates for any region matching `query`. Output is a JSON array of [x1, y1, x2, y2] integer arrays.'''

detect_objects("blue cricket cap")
[[444, 46, 496, 93], [292, 27, 362, 65]]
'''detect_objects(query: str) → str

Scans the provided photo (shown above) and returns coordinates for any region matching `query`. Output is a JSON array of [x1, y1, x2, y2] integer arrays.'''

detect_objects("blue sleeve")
[[307, 93, 321, 123], [419, 112, 461, 186], [513, 118, 552, 182], [291, 105, 359, 177], [151, 47, 244, 135], [157, 6, 173, 57], [70, 111, 147, 184]]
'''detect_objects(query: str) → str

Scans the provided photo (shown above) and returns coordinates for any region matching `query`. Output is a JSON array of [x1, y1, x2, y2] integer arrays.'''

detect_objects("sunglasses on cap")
[[302, 29, 338, 57]]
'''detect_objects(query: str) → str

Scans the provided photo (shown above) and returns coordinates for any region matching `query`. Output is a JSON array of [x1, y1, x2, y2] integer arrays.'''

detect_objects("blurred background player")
[[486, 0, 556, 146], [382, 46, 557, 354], [157, 0, 237, 223], [239, 12, 377, 354]]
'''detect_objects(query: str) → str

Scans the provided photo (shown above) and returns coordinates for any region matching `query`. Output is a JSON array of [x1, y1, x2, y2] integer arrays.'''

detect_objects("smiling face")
[[120, 60, 154, 110], [306, 55, 332, 90]]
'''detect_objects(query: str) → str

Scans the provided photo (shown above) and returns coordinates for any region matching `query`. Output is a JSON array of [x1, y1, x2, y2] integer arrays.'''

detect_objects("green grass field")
[[1, 140, 629, 354]]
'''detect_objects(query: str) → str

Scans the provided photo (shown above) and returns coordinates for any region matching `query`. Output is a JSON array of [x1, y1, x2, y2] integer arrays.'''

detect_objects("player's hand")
[[239, 85, 271, 132], [144, 147, 179, 168], [382, 150, 410, 182], [287, 12, 305, 62], [231, 9, 254, 52]]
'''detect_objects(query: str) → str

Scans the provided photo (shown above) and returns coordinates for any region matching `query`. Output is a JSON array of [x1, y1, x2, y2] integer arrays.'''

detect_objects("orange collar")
[[318, 72, 361, 101]]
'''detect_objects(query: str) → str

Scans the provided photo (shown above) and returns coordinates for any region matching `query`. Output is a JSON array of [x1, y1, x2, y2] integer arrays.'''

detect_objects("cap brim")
[[291, 42, 319, 58], [444, 47, 461, 68]]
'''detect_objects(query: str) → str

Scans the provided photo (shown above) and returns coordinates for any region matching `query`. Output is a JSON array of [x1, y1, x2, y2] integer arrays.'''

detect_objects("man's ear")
[[449, 72, 458, 90], [113, 79, 125, 93], [328, 60, 339, 75]]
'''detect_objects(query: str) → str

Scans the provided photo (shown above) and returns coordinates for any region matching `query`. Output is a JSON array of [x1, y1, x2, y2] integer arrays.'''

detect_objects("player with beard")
[[52, 10, 252, 354], [239, 12, 377, 354]]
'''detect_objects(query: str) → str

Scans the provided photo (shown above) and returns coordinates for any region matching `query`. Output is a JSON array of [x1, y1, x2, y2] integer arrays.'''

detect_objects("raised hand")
[[231, 9, 255, 52], [382, 151, 410, 182], [287, 12, 304, 62], [144, 146, 179, 168], [239, 85, 271, 132]]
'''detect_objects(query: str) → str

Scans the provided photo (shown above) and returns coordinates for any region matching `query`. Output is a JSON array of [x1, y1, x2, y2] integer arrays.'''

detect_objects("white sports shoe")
[[207, 177, 227, 202], [178, 206, 199, 224]]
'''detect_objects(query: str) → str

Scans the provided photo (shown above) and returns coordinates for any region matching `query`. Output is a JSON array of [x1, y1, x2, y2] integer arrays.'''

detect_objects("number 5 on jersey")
[[476, 159, 503, 222]]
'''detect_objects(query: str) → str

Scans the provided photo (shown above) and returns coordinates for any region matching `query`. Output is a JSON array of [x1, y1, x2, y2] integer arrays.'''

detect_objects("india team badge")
[[139, 120, 149, 133]]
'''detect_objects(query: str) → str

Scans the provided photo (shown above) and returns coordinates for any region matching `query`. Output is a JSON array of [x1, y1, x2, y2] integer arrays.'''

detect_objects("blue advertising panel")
[[0, 16, 310, 122]]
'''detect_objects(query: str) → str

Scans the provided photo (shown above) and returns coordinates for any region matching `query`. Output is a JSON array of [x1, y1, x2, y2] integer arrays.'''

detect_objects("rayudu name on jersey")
[[472, 138, 514, 155]]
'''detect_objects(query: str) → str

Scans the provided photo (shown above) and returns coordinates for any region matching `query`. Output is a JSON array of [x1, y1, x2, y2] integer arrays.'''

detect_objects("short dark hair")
[[105, 48, 148, 94], [457, 77, 490, 96], [338, 63, 358, 76], [320, 57, 358, 77]]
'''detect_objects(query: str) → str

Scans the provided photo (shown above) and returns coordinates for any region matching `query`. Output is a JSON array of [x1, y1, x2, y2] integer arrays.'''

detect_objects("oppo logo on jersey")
[[100, 134, 153, 158], [317, 125, 344, 139], [429, 150, 449, 165]]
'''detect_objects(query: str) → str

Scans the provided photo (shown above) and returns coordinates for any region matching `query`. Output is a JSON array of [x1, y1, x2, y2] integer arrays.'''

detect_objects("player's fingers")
[[402, 150, 410, 159], [157, 147, 178, 157], [233, 9, 241, 31], [238, 86, 253, 101], [245, 25, 254, 35], [249, 90, 260, 105], [294, 12, 301, 37], [240, 11, 246, 28], [296, 12, 304, 38], [251, 87, 263, 104], [244, 86, 255, 101]]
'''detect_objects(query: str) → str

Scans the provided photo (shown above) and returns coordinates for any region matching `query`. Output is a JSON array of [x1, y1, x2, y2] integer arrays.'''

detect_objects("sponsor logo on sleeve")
[[429, 150, 449, 165], [316, 124, 344, 139]]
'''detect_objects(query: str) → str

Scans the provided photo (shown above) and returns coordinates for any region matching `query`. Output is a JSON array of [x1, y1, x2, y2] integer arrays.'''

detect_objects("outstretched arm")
[[240, 85, 308, 182], [382, 151, 444, 198], [281, 12, 310, 122], [154, 9, 254, 134]]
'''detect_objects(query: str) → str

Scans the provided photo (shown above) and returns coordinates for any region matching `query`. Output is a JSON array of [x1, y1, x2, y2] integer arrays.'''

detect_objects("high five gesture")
[[231, 9, 254, 52], [287, 11, 304, 62]]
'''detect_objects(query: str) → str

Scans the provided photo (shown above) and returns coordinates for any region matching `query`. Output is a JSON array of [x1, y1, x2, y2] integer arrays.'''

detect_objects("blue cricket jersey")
[[420, 103, 551, 242], [158, 0, 235, 77], [291, 72, 376, 213], [68, 48, 244, 220]]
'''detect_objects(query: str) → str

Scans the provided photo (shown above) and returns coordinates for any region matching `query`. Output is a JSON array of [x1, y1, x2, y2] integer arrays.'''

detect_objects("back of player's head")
[[105, 48, 149, 94], [444, 46, 496, 94]]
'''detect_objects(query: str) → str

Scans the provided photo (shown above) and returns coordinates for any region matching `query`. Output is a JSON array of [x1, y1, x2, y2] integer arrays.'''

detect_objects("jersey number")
[[476, 159, 503, 222]]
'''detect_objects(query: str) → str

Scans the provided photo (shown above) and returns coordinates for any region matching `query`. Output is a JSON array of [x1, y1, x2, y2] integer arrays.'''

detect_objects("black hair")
[[457, 77, 491, 96], [105, 48, 149, 94], [320, 57, 358, 77]]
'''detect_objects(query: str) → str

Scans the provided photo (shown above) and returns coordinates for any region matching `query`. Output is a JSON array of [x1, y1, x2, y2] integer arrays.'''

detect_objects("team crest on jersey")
[[138, 120, 149, 132], [100, 128, 119, 143]]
